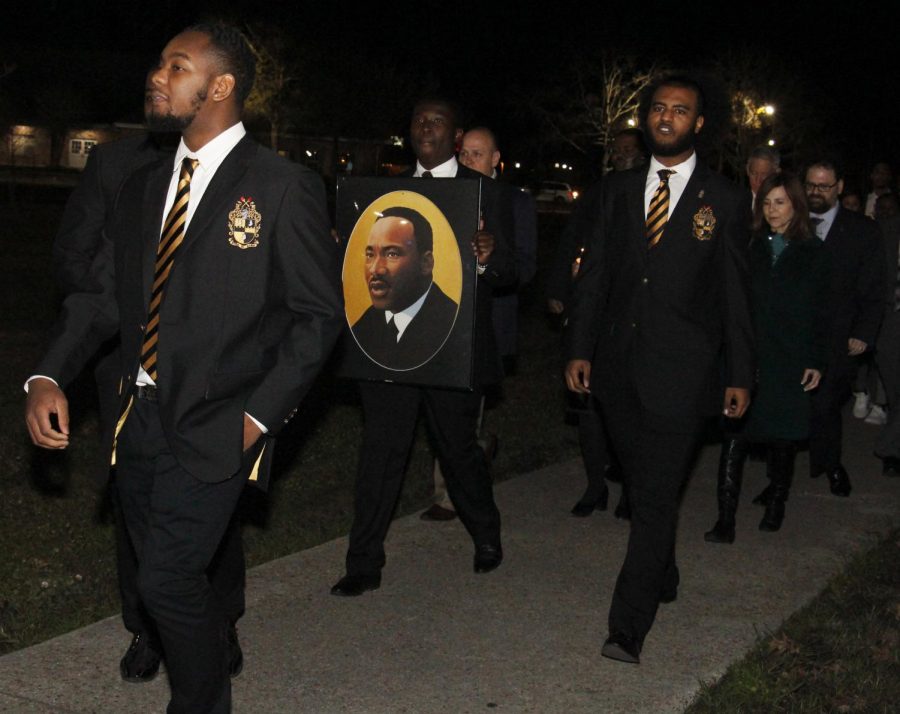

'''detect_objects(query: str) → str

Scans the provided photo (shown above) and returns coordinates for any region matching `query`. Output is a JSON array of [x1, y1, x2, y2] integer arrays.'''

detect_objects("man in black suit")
[[419, 126, 536, 521], [54, 131, 247, 683], [565, 75, 754, 664], [350, 207, 459, 370], [875, 212, 900, 476], [804, 160, 885, 495], [26, 23, 342, 713], [331, 98, 515, 597]]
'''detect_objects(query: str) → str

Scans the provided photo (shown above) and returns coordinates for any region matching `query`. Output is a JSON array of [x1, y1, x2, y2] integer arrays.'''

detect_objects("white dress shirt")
[[811, 202, 839, 241], [644, 152, 697, 219], [414, 156, 458, 178], [135, 122, 247, 388]]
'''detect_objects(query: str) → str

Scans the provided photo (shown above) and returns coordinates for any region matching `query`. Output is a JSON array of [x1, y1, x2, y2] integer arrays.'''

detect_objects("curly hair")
[[185, 21, 256, 106]]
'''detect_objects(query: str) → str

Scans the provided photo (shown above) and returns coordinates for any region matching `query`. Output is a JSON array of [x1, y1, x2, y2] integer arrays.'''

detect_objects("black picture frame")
[[335, 176, 482, 390]]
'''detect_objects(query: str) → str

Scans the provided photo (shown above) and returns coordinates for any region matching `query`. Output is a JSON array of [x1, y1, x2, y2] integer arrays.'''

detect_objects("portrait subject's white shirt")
[[385, 283, 433, 341]]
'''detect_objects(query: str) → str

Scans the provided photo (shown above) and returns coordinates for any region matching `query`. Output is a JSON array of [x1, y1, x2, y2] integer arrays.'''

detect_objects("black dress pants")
[[116, 397, 249, 714], [809, 356, 854, 474], [602, 392, 702, 646], [346, 381, 501, 576]]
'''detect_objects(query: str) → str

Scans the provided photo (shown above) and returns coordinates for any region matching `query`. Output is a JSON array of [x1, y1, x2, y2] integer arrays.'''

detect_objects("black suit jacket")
[[53, 134, 170, 295], [818, 207, 885, 368], [400, 163, 516, 386], [566, 160, 754, 420], [37, 135, 344, 484], [351, 282, 458, 370]]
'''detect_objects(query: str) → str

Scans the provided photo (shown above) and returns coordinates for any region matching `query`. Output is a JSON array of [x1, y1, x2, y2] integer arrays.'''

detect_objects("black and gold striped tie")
[[646, 169, 675, 248], [140, 157, 198, 381]]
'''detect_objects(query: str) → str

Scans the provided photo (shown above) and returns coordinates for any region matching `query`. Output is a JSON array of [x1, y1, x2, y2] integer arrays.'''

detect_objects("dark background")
[[5, 0, 898, 185]]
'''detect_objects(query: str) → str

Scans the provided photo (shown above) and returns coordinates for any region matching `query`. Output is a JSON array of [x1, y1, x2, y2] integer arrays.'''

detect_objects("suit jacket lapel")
[[666, 161, 709, 238], [180, 136, 257, 256], [141, 159, 175, 307], [629, 168, 648, 261]]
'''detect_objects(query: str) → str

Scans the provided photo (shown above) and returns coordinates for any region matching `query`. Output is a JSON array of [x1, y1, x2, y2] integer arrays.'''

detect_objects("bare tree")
[[242, 24, 300, 151], [527, 53, 658, 171]]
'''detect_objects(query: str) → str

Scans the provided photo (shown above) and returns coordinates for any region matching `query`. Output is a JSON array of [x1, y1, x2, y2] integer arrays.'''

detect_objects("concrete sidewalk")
[[0, 415, 898, 713]]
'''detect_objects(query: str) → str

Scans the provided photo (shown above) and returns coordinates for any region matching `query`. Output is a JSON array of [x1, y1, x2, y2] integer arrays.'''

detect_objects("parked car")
[[533, 181, 579, 204]]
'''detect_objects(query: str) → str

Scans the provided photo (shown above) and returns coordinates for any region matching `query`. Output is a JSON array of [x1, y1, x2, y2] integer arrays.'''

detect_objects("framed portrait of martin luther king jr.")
[[336, 177, 481, 390]]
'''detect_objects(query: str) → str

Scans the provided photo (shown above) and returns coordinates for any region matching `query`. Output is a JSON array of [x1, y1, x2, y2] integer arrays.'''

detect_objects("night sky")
[[8, 0, 899, 182]]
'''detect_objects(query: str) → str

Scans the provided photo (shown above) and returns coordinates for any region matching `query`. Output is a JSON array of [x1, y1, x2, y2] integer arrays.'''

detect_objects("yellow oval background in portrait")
[[342, 191, 464, 326]]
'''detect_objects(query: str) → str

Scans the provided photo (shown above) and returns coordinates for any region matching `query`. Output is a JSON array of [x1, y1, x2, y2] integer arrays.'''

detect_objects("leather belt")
[[135, 384, 158, 402]]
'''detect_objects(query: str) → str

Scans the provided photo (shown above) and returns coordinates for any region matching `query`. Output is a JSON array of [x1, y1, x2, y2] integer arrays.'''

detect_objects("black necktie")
[[421, 171, 433, 178]]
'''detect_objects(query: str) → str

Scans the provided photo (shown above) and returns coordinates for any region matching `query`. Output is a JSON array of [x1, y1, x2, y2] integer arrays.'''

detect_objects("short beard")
[[645, 130, 695, 158], [145, 88, 207, 134], [807, 195, 833, 214]]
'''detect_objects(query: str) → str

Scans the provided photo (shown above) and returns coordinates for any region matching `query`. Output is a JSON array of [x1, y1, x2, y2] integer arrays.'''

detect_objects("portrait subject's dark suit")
[[351, 282, 459, 371], [36, 134, 343, 712], [346, 163, 516, 577], [809, 207, 885, 473], [566, 160, 753, 646]]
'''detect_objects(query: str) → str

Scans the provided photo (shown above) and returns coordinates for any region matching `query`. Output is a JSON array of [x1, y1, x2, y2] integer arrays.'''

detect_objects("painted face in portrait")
[[365, 216, 433, 312]]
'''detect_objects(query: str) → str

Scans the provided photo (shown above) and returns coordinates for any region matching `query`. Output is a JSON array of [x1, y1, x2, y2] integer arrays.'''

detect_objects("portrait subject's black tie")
[[387, 316, 400, 341], [140, 157, 199, 381], [421, 171, 434, 178], [646, 169, 675, 248]]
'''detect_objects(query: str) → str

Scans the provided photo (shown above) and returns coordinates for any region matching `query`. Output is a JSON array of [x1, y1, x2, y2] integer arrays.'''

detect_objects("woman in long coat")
[[705, 173, 829, 541]]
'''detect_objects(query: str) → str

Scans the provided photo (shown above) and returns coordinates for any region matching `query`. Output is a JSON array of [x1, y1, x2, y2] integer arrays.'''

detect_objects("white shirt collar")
[[647, 152, 697, 183], [811, 202, 840, 240], [173, 122, 246, 173], [385, 283, 432, 340], [644, 151, 697, 217], [415, 156, 458, 178]]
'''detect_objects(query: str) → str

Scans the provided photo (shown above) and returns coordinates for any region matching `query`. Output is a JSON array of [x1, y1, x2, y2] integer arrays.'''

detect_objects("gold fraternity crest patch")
[[692, 205, 716, 241], [228, 197, 261, 249]]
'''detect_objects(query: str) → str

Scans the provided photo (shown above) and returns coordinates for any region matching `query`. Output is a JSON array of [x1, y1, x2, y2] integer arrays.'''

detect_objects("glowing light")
[[514, 162, 521, 169], [764, 105, 775, 116], [626, 118, 636, 127], [767, 139, 776, 146]]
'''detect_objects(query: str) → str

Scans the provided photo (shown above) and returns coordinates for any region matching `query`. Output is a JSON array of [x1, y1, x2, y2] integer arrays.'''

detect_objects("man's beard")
[[645, 129, 695, 159], [145, 89, 206, 133], [807, 194, 833, 214]]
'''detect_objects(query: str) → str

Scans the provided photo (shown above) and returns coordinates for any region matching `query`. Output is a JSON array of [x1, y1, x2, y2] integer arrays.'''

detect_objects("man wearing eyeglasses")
[[804, 160, 885, 496]]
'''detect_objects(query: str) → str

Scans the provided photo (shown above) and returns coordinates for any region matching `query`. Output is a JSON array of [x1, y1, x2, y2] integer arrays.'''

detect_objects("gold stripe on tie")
[[140, 157, 198, 381], [646, 169, 675, 248]]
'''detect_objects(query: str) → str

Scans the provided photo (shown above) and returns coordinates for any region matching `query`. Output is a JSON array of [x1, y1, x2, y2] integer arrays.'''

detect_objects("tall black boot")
[[759, 441, 795, 532], [705, 437, 748, 543]]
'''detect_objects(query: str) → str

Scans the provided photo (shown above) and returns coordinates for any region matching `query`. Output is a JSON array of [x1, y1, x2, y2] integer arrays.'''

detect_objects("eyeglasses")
[[804, 181, 839, 193]]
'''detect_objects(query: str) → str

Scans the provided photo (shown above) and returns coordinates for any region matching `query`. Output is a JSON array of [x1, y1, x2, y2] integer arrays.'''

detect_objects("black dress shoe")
[[227, 624, 243, 678], [330, 572, 382, 596], [883, 458, 900, 478], [473, 544, 503, 573], [601, 631, 641, 664], [826, 465, 851, 497], [704, 519, 736, 544], [614, 491, 631, 520], [570, 487, 609, 517], [420, 503, 458, 521], [119, 632, 162, 683]]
